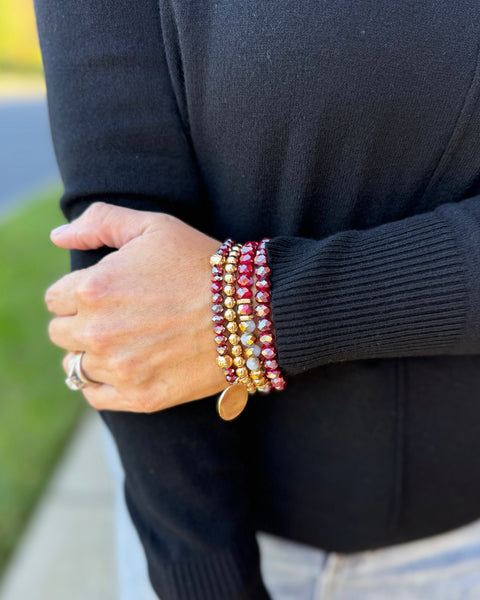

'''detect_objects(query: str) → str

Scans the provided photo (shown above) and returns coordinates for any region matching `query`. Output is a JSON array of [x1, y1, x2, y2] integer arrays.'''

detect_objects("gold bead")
[[223, 285, 235, 296], [250, 369, 264, 380], [217, 355, 233, 369], [226, 321, 238, 333], [224, 297, 236, 309], [226, 256, 238, 264], [210, 254, 224, 266], [236, 367, 248, 378], [237, 298, 251, 304], [247, 383, 257, 394], [225, 263, 236, 274], [233, 356, 246, 367], [228, 333, 240, 345], [239, 315, 252, 321], [231, 344, 243, 357], [224, 309, 236, 321], [224, 273, 235, 284]]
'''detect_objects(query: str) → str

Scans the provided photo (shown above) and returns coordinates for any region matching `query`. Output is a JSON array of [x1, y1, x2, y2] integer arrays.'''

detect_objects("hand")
[[45, 202, 227, 412]]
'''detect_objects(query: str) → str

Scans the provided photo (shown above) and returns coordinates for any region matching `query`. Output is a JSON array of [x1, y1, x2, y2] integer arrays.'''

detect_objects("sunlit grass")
[[0, 187, 84, 573]]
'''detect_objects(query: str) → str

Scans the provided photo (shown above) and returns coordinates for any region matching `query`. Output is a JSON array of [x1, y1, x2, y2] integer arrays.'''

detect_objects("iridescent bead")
[[224, 273, 235, 284], [244, 344, 261, 358], [228, 333, 240, 346], [233, 356, 246, 367], [261, 346, 277, 360], [240, 333, 256, 346], [223, 367, 236, 378], [272, 376, 287, 391], [255, 265, 271, 278], [211, 265, 223, 277], [231, 345, 243, 357], [212, 314, 224, 324], [255, 290, 271, 304], [236, 367, 248, 378], [217, 355, 233, 369], [212, 293, 223, 304], [225, 373, 237, 384], [241, 241, 257, 253], [246, 357, 260, 371], [238, 304, 252, 315], [213, 325, 226, 336], [214, 335, 227, 346], [224, 309, 237, 321], [267, 369, 282, 379], [211, 281, 223, 293], [236, 287, 253, 300], [239, 253, 254, 264], [237, 275, 253, 287], [211, 275, 223, 283], [259, 332, 274, 345], [257, 318, 273, 331], [223, 285, 235, 296], [237, 263, 253, 275], [255, 304, 271, 318], [239, 319, 256, 333], [216, 345, 228, 356], [224, 296, 236, 309], [211, 303, 223, 314], [257, 383, 272, 394], [264, 359, 279, 371], [255, 279, 270, 291], [226, 321, 238, 333], [254, 253, 267, 266]]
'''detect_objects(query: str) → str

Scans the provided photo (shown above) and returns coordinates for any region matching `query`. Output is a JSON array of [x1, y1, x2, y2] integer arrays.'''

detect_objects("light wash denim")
[[103, 425, 480, 600]]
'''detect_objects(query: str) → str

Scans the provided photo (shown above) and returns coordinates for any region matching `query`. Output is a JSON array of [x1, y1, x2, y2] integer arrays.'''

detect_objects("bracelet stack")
[[210, 238, 286, 421]]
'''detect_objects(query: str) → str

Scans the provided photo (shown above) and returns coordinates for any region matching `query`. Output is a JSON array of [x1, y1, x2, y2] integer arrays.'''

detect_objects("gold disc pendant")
[[216, 382, 249, 421]]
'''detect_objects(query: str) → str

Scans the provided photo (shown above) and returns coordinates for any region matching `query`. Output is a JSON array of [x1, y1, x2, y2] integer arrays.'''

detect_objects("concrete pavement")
[[0, 411, 118, 600]]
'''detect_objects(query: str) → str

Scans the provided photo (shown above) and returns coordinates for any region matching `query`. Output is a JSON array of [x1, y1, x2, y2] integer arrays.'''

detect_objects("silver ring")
[[65, 352, 94, 391]]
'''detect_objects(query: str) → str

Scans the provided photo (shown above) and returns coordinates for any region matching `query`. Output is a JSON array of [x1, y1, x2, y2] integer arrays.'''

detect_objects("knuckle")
[[76, 274, 108, 303], [77, 325, 107, 351]]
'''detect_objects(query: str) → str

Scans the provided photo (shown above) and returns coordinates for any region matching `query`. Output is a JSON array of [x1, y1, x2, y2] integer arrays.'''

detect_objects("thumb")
[[50, 203, 154, 250]]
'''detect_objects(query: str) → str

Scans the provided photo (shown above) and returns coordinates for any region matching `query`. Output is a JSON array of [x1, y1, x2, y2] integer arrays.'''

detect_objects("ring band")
[[65, 352, 94, 391]]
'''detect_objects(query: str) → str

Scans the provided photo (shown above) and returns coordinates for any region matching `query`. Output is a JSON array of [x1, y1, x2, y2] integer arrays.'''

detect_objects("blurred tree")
[[0, 0, 42, 73]]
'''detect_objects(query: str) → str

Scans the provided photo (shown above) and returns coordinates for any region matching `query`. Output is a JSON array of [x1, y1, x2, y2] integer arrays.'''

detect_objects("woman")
[[35, 0, 480, 598]]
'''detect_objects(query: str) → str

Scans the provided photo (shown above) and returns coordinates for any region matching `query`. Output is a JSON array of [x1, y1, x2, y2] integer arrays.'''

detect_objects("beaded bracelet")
[[210, 238, 286, 420]]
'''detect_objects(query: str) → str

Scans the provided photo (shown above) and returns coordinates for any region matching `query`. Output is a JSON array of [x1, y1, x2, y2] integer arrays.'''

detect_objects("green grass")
[[0, 187, 85, 573]]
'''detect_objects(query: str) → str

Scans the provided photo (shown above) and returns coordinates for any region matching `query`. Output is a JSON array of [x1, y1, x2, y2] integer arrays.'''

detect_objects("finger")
[[45, 270, 84, 316], [62, 352, 105, 386], [81, 383, 143, 412], [50, 202, 155, 251]]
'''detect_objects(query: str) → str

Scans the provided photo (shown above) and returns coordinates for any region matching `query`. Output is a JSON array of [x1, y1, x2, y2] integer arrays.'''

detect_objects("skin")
[[45, 202, 227, 412]]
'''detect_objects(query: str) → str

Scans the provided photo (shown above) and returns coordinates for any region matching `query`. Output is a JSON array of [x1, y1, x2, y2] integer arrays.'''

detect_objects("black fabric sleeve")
[[34, 1, 270, 599], [267, 194, 480, 376]]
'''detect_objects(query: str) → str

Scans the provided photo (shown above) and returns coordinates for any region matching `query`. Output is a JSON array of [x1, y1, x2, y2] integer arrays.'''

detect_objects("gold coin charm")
[[216, 382, 249, 421]]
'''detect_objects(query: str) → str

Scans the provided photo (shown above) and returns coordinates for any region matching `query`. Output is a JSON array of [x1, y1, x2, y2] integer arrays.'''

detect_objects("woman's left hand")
[[45, 202, 227, 412]]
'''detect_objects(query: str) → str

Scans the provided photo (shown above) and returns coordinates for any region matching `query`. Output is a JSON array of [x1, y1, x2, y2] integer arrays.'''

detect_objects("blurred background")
[[0, 2, 115, 598]]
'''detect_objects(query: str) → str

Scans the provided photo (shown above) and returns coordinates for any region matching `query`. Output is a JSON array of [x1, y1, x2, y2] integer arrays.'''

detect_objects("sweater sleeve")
[[34, 1, 270, 599], [267, 194, 480, 376]]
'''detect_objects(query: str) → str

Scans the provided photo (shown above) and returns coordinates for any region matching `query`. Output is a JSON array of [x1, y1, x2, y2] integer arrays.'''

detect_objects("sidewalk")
[[0, 411, 118, 600]]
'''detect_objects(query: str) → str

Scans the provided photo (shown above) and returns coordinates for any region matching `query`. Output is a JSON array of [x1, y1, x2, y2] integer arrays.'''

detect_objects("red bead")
[[256, 265, 271, 278], [241, 241, 257, 253], [237, 263, 253, 275], [212, 314, 223, 324], [267, 369, 282, 379], [255, 279, 270, 291], [254, 253, 267, 266], [259, 332, 274, 345], [255, 290, 271, 304], [224, 367, 236, 377], [215, 335, 228, 346], [212, 304, 224, 314], [258, 318, 273, 331], [264, 359, 279, 371], [255, 304, 271, 318], [212, 293, 223, 304], [238, 303, 253, 315], [237, 275, 253, 287], [211, 275, 223, 283], [225, 373, 237, 384], [239, 253, 254, 264], [216, 345, 228, 356], [213, 325, 226, 336], [211, 265, 223, 276], [236, 287, 253, 300], [261, 346, 277, 360], [272, 376, 287, 391], [211, 281, 223, 293]]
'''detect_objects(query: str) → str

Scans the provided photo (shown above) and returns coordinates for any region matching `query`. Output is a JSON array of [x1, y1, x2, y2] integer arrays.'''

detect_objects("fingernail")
[[51, 224, 70, 236]]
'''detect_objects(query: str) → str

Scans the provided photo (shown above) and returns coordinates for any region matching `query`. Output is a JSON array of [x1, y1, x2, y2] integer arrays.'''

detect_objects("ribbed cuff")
[[266, 212, 467, 375], [149, 542, 271, 600]]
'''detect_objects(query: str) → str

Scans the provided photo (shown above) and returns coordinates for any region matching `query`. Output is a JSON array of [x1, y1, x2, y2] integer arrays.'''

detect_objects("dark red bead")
[[272, 377, 287, 391], [261, 346, 277, 360], [236, 287, 253, 300], [212, 314, 224, 324], [258, 318, 273, 331], [255, 265, 271, 278], [255, 290, 271, 304], [254, 253, 267, 266], [212, 293, 223, 304], [239, 253, 254, 264], [255, 304, 271, 318], [267, 369, 282, 379], [225, 373, 237, 384], [216, 345, 228, 356], [255, 278, 270, 291], [237, 275, 253, 287], [237, 263, 253, 275], [215, 335, 228, 346], [211, 281, 223, 293], [212, 304, 224, 314], [238, 303, 253, 315], [264, 359, 279, 371], [213, 325, 226, 336], [211, 275, 223, 283], [224, 367, 236, 377], [211, 265, 223, 276], [241, 241, 257, 253]]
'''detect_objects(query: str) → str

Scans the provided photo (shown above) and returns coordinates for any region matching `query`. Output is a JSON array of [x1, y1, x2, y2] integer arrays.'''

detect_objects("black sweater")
[[35, 1, 480, 598]]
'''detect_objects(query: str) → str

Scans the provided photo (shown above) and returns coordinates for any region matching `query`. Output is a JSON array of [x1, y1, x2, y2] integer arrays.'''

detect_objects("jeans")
[[103, 424, 480, 600]]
